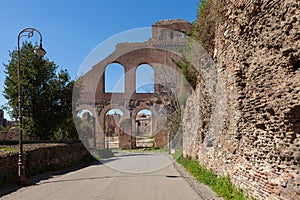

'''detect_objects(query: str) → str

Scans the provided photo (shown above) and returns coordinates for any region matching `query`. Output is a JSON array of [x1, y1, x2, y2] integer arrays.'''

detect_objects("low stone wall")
[[0, 142, 94, 186], [0, 152, 19, 186], [0, 130, 18, 140]]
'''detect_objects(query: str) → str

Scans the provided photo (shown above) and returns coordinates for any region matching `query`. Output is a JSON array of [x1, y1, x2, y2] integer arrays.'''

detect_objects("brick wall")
[[183, 0, 300, 199]]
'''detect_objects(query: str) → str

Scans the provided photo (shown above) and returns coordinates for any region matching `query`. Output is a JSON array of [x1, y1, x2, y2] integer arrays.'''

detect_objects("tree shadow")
[[0, 152, 171, 197], [0, 161, 102, 197]]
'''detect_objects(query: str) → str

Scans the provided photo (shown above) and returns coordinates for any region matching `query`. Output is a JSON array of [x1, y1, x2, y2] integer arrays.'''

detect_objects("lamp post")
[[17, 28, 46, 185]]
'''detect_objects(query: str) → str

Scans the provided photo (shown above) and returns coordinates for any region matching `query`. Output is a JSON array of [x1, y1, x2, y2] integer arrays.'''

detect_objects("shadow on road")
[[0, 152, 172, 198], [0, 161, 101, 198], [113, 152, 156, 157], [26, 174, 182, 185]]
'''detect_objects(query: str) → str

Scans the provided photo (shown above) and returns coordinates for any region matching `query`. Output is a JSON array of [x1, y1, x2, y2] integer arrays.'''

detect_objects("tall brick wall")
[[183, 0, 300, 199]]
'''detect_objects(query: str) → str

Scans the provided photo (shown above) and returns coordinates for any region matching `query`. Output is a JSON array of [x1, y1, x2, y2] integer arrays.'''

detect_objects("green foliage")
[[3, 42, 77, 139], [0, 146, 18, 153], [0, 126, 10, 131], [172, 148, 183, 161], [192, 0, 224, 54], [176, 155, 251, 200], [171, 110, 182, 140], [175, 58, 199, 90]]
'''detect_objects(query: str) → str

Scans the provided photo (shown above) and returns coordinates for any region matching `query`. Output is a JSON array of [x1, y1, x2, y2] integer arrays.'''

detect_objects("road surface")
[[0, 152, 202, 200]]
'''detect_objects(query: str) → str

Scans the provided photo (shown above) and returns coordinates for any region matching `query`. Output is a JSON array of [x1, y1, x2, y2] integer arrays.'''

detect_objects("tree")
[[3, 42, 77, 139], [50, 75, 78, 139]]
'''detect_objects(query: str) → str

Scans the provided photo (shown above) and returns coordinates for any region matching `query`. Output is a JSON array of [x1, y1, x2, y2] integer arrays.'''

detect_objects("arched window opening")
[[136, 109, 152, 136], [77, 109, 93, 119], [76, 109, 95, 147], [105, 63, 125, 93], [104, 109, 124, 149], [135, 109, 153, 148], [136, 64, 154, 93], [181, 31, 185, 39]]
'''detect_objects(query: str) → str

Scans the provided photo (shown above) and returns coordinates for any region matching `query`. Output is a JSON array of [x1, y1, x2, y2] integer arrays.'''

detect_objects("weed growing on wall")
[[192, 0, 224, 54]]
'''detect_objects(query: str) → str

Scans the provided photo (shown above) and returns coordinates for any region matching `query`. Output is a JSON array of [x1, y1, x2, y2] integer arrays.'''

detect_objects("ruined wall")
[[183, 0, 300, 199], [0, 142, 93, 186], [78, 20, 192, 150]]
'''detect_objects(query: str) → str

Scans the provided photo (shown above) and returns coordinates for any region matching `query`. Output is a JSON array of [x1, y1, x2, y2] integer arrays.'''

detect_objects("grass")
[[120, 147, 169, 153], [174, 150, 253, 200], [0, 146, 19, 154], [173, 148, 184, 160]]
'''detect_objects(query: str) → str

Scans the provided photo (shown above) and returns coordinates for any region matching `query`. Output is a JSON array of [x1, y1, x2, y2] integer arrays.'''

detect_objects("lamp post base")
[[17, 174, 27, 186], [18, 155, 27, 186]]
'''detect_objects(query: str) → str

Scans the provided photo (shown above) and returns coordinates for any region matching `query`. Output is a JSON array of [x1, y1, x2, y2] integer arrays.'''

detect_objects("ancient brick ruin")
[[183, 0, 300, 199], [76, 3, 300, 198], [77, 19, 191, 149]]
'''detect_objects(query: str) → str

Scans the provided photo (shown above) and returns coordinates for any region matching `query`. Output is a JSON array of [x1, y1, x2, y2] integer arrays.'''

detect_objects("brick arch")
[[78, 19, 192, 149], [114, 48, 182, 73], [74, 105, 97, 118], [133, 104, 167, 136], [135, 62, 154, 69], [104, 60, 124, 68], [91, 47, 185, 149], [133, 105, 154, 129], [99, 104, 129, 129], [133, 104, 155, 119], [79, 47, 185, 109]]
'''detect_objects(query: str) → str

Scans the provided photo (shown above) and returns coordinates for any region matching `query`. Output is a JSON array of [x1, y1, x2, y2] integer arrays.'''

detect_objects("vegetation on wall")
[[173, 0, 224, 98], [175, 59, 199, 90], [169, 0, 224, 147], [192, 0, 224, 54]]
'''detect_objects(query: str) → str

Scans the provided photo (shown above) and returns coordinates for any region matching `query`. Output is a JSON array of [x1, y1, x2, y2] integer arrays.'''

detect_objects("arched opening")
[[77, 109, 93, 119], [105, 63, 125, 93], [104, 108, 124, 148], [136, 64, 154, 93], [76, 109, 96, 148], [181, 31, 185, 39], [135, 109, 153, 147]]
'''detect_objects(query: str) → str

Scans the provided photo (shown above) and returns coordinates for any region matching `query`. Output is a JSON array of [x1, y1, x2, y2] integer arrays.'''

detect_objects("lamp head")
[[34, 43, 46, 57]]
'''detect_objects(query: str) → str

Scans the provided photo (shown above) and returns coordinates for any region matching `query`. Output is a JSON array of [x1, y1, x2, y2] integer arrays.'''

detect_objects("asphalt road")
[[0, 152, 202, 200]]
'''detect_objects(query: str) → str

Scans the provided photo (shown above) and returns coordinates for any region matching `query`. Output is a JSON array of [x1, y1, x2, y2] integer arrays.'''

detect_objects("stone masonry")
[[0, 142, 93, 186], [77, 19, 191, 149], [183, 0, 300, 199]]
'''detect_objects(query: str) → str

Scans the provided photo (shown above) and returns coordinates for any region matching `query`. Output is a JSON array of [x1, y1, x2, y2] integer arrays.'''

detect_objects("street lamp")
[[17, 28, 46, 185]]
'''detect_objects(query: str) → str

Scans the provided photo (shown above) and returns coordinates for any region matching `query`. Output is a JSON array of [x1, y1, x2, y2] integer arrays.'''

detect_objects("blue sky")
[[0, 0, 199, 119]]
